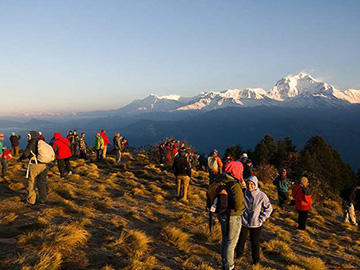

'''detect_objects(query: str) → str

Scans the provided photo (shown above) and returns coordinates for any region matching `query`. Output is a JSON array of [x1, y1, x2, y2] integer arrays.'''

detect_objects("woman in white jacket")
[[235, 175, 273, 265]]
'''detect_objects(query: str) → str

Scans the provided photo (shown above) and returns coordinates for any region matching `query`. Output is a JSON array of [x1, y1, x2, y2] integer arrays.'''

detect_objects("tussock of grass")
[[19, 250, 62, 270], [8, 182, 25, 191], [287, 265, 305, 270], [126, 256, 157, 270], [283, 217, 297, 228], [53, 183, 76, 199], [108, 229, 151, 258], [101, 265, 115, 270], [162, 225, 190, 252], [97, 184, 107, 193], [0, 212, 18, 225], [297, 255, 326, 270], [148, 183, 169, 197], [124, 171, 136, 179]]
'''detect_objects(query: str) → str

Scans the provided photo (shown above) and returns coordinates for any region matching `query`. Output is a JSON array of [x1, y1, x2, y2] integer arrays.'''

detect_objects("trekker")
[[18, 131, 53, 205], [158, 142, 165, 165], [52, 133, 73, 178], [113, 133, 122, 163], [273, 168, 290, 208], [0, 134, 8, 178], [240, 153, 253, 180], [67, 131, 75, 155], [208, 149, 223, 185], [172, 149, 191, 202], [214, 161, 245, 270], [100, 129, 110, 158], [79, 132, 88, 160], [340, 185, 360, 226], [292, 177, 313, 230], [72, 130, 80, 156], [236, 176, 273, 265], [9, 132, 21, 156], [94, 133, 104, 161]]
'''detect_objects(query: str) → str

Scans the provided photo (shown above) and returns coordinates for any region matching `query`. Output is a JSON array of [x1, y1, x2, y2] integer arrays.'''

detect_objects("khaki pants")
[[27, 163, 48, 205], [102, 145, 107, 158], [343, 201, 358, 225], [11, 146, 19, 156], [176, 175, 190, 201]]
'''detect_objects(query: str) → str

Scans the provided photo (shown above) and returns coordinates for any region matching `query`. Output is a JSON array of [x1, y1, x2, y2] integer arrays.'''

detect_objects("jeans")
[[218, 214, 242, 270], [278, 191, 289, 207], [343, 201, 357, 225], [236, 226, 262, 264], [96, 149, 103, 161]]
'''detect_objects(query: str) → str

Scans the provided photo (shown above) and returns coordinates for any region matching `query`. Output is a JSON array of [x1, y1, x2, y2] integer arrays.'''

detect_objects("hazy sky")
[[1, 0, 359, 113]]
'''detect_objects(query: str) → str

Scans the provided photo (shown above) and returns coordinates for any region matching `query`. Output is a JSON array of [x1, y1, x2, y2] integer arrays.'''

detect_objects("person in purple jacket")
[[236, 175, 273, 265]]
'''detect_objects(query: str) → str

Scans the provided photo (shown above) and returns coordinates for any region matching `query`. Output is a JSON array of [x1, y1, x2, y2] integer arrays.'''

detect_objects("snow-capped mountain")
[[78, 73, 360, 116]]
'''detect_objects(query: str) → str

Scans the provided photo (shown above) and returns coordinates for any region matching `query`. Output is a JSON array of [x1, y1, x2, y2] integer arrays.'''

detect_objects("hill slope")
[[0, 152, 359, 270]]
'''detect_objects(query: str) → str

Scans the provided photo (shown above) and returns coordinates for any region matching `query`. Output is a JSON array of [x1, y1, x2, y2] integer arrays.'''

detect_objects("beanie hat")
[[224, 161, 243, 181]]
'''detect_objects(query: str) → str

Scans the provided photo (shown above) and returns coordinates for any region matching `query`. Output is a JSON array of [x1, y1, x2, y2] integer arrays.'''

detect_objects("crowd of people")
[[0, 129, 129, 206], [0, 130, 358, 269]]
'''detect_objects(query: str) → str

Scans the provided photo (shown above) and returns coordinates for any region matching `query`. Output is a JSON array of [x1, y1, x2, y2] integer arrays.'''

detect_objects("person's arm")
[[259, 193, 273, 223], [186, 160, 191, 178], [19, 141, 34, 160]]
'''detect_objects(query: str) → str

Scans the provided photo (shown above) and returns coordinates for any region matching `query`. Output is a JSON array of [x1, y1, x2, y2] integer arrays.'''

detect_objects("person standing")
[[113, 133, 122, 163], [273, 168, 291, 208], [340, 185, 359, 226], [207, 149, 223, 185], [172, 149, 192, 202], [67, 131, 75, 155], [100, 129, 110, 159], [215, 161, 245, 270], [292, 177, 313, 230], [18, 131, 49, 205], [236, 176, 273, 265], [94, 133, 104, 161], [9, 132, 21, 156], [52, 133, 73, 178], [72, 130, 80, 156], [0, 133, 8, 178], [79, 132, 88, 160]]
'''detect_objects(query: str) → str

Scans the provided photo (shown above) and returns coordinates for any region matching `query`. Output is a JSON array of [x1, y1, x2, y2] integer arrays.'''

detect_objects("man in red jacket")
[[292, 176, 313, 230], [52, 132, 73, 178], [100, 129, 110, 159]]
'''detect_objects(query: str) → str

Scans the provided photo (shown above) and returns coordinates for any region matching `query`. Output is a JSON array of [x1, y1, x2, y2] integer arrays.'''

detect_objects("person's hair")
[[81, 132, 85, 135], [69, 131, 72, 133], [101, 129, 106, 132]]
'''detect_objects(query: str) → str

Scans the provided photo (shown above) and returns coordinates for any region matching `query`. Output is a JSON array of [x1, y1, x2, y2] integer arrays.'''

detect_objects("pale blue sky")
[[0, 0, 359, 113]]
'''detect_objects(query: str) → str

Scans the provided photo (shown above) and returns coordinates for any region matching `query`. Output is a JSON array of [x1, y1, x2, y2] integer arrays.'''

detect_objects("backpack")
[[36, 140, 55, 163], [208, 156, 219, 172]]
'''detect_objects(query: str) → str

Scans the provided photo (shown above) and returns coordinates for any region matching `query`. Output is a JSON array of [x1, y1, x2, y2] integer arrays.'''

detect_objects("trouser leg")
[[218, 214, 229, 268], [1, 157, 7, 177], [176, 177, 181, 198], [182, 176, 190, 201], [298, 210, 308, 230], [58, 159, 66, 177], [27, 164, 42, 204], [15, 146, 19, 156], [11, 147, 15, 156], [225, 215, 242, 270], [116, 150, 121, 163], [235, 225, 248, 258], [349, 203, 357, 225], [250, 227, 262, 264], [102, 145, 107, 158], [65, 158, 72, 173], [35, 164, 48, 203]]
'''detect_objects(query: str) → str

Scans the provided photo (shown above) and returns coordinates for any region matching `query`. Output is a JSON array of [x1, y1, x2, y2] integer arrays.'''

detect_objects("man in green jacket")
[[216, 161, 245, 270], [94, 133, 104, 161]]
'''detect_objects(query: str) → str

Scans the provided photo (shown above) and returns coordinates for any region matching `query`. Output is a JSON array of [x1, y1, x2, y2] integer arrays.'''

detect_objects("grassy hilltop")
[[0, 151, 359, 270]]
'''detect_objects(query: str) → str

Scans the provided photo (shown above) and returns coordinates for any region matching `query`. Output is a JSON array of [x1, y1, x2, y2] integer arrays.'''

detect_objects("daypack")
[[208, 156, 219, 172], [36, 140, 55, 163], [207, 181, 228, 212], [3, 150, 12, 160]]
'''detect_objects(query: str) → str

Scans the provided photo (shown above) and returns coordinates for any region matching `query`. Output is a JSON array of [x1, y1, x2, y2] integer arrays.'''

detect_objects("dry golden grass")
[[0, 212, 18, 225], [125, 256, 157, 270], [108, 229, 151, 258], [162, 225, 190, 252], [297, 255, 326, 270], [19, 250, 62, 270]]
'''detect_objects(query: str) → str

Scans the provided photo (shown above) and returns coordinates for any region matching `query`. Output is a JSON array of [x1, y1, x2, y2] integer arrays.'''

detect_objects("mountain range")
[[75, 72, 360, 117]]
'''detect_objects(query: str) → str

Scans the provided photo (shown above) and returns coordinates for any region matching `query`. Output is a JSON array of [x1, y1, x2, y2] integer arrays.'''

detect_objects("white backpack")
[[36, 140, 55, 163], [208, 156, 219, 172]]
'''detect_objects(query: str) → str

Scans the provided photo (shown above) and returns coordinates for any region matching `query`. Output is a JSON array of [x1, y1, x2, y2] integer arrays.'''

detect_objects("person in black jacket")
[[172, 149, 191, 202], [9, 132, 21, 156], [18, 131, 48, 205]]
